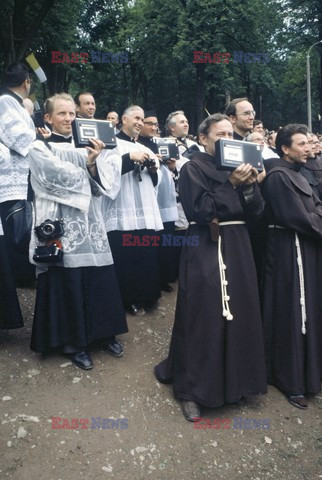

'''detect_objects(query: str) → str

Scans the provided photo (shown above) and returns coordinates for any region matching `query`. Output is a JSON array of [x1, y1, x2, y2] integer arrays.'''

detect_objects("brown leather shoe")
[[181, 400, 201, 422], [287, 395, 308, 409]]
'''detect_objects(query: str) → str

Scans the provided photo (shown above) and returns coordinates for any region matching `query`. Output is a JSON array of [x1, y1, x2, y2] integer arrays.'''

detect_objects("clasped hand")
[[229, 163, 258, 187]]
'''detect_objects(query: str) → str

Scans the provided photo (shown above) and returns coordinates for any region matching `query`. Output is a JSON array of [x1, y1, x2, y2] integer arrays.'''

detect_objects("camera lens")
[[42, 223, 54, 236]]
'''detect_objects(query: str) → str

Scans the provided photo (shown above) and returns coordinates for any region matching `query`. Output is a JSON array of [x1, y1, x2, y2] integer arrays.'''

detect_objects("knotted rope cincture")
[[218, 234, 233, 320], [295, 233, 307, 335]]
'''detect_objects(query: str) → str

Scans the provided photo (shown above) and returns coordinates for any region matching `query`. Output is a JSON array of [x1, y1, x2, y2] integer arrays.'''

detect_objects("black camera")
[[153, 139, 180, 162], [33, 244, 63, 263], [134, 158, 156, 182], [214, 138, 263, 172], [142, 158, 156, 169], [34, 219, 64, 241]]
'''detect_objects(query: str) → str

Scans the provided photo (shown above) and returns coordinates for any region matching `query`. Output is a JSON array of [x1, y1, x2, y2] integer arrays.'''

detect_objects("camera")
[[72, 118, 117, 149], [34, 219, 64, 241], [142, 158, 156, 169], [33, 244, 63, 263], [153, 139, 180, 162], [214, 138, 264, 172], [134, 158, 156, 182]]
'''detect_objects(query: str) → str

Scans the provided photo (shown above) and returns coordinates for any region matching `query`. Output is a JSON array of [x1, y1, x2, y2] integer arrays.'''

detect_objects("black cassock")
[[0, 235, 23, 329], [155, 152, 267, 408], [261, 158, 322, 396]]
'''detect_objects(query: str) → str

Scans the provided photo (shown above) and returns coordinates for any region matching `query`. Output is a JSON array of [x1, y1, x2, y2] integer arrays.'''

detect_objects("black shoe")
[[287, 394, 308, 409], [129, 304, 145, 316], [69, 351, 93, 370], [161, 283, 173, 292], [181, 400, 201, 422], [105, 340, 124, 357]]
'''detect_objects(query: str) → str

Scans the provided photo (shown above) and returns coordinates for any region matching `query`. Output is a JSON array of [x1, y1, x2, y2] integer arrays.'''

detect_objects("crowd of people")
[[0, 62, 321, 422]]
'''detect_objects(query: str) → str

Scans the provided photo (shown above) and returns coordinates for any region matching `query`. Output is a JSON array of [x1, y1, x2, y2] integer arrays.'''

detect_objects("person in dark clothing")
[[261, 124, 322, 410], [155, 114, 267, 421]]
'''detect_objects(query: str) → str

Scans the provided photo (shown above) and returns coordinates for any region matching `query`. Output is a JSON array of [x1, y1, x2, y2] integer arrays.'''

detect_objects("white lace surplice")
[[0, 95, 36, 202], [157, 163, 178, 223], [28, 141, 122, 274], [100, 138, 164, 232]]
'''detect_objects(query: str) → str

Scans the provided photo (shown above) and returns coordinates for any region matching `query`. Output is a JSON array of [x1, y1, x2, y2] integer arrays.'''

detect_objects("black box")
[[153, 139, 180, 161], [214, 138, 263, 172], [72, 118, 117, 149], [32, 110, 45, 129]]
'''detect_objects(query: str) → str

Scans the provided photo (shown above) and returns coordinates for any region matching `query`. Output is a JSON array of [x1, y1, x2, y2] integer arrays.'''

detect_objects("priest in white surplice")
[[0, 62, 36, 287], [29, 93, 128, 370], [101, 106, 163, 316]]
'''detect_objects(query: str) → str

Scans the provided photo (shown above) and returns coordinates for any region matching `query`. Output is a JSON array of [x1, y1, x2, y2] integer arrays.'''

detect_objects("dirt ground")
[[0, 284, 321, 480]]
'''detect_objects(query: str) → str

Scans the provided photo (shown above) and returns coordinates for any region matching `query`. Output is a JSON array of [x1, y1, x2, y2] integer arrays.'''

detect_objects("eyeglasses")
[[144, 121, 159, 127], [236, 110, 256, 117]]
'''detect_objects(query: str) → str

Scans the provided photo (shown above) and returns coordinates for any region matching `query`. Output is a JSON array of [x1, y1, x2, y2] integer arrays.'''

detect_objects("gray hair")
[[246, 132, 263, 142], [165, 110, 185, 133], [122, 105, 143, 117]]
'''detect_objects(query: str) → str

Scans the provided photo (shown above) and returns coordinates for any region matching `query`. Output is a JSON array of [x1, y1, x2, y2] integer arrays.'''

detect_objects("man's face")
[[268, 131, 277, 148], [76, 94, 96, 119], [140, 116, 159, 138], [106, 111, 119, 127], [307, 133, 315, 159], [230, 101, 255, 135], [46, 99, 76, 136], [199, 119, 233, 156], [170, 114, 189, 138], [253, 123, 264, 135], [122, 109, 144, 138], [311, 134, 321, 156], [282, 133, 310, 164], [250, 133, 265, 150]]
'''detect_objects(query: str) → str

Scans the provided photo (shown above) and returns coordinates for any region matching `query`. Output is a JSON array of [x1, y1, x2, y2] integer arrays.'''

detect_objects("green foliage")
[[0, 0, 321, 132]]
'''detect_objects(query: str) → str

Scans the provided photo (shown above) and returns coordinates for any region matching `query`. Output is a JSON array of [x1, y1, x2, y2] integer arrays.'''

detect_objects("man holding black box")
[[155, 114, 267, 422], [138, 109, 178, 292], [102, 105, 163, 316], [29, 93, 128, 369]]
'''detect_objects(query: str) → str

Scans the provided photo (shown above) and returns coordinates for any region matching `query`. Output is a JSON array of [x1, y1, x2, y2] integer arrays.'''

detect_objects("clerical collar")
[[117, 130, 136, 143], [1, 88, 23, 105], [50, 132, 72, 143], [233, 131, 244, 141], [138, 135, 158, 153]]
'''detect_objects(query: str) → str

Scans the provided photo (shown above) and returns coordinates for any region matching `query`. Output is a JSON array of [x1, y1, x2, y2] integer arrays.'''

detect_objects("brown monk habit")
[[155, 152, 267, 408], [261, 157, 322, 396]]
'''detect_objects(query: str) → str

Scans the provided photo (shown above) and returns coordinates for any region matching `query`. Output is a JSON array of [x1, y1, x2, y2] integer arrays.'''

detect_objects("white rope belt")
[[268, 225, 306, 334], [189, 221, 246, 226], [190, 220, 245, 320], [268, 225, 286, 229], [218, 221, 245, 320], [295, 233, 307, 335]]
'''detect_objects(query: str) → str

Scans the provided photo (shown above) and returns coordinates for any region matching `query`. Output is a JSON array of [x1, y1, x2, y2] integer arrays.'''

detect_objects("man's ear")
[[198, 133, 208, 147], [281, 144, 288, 156], [44, 113, 52, 125], [228, 115, 236, 126]]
